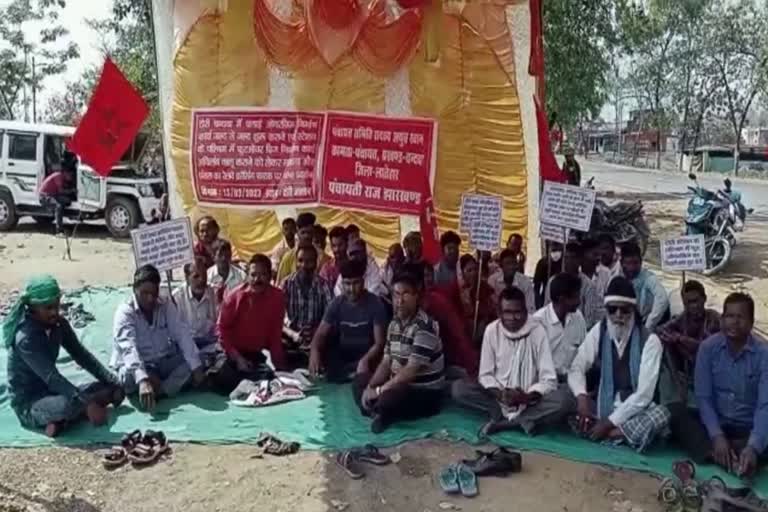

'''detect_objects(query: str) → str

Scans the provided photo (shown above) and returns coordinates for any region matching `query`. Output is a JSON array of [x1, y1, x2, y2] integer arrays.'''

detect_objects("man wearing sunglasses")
[[568, 276, 669, 453]]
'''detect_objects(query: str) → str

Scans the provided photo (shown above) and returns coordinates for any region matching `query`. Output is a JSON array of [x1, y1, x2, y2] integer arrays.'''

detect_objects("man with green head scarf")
[[4, 275, 123, 437]]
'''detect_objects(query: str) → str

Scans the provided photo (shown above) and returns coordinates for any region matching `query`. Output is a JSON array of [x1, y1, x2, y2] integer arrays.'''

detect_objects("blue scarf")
[[631, 270, 653, 319], [597, 318, 646, 419]]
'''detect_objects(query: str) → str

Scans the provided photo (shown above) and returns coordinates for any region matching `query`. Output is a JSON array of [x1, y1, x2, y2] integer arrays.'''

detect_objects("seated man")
[[453, 287, 572, 436], [533, 273, 587, 381], [669, 293, 767, 478], [354, 272, 445, 433], [403, 231, 423, 264], [656, 280, 720, 405], [488, 249, 535, 313], [620, 241, 669, 330], [598, 234, 620, 278], [568, 276, 669, 453], [5, 275, 123, 437], [533, 242, 563, 309], [269, 217, 297, 273], [283, 245, 334, 348], [334, 238, 385, 296], [382, 243, 405, 293], [433, 231, 461, 287], [319, 225, 348, 286], [173, 261, 218, 356], [309, 260, 387, 382], [207, 240, 246, 302], [276, 212, 316, 284], [112, 265, 205, 411], [193, 216, 222, 269], [215, 254, 286, 393], [545, 242, 603, 328]]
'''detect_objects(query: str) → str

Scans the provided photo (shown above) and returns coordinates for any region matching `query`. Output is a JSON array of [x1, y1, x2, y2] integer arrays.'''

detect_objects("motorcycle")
[[575, 177, 650, 254], [685, 173, 752, 275]]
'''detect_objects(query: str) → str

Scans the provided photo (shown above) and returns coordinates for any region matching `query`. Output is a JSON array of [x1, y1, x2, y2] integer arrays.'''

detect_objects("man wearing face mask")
[[620, 242, 670, 330], [544, 242, 604, 328], [568, 276, 669, 453], [533, 242, 563, 309], [452, 287, 572, 436]]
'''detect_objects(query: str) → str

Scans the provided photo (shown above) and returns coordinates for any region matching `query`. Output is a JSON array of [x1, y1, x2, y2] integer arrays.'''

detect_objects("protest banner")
[[539, 222, 568, 244], [660, 234, 706, 272], [540, 181, 596, 232], [319, 112, 437, 215], [460, 194, 503, 252], [130, 218, 195, 273], [190, 109, 325, 206]]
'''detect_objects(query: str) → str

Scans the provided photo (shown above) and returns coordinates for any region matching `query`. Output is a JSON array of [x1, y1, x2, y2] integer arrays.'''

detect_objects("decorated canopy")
[[151, 0, 542, 260]]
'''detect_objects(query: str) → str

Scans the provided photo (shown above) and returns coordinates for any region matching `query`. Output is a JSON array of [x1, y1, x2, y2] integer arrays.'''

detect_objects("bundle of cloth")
[[229, 370, 314, 407]]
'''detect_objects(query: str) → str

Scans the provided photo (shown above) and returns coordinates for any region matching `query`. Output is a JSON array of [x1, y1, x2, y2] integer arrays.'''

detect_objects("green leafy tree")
[[42, 73, 96, 125], [543, 0, 617, 132], [87, 0, 159, 134], [618, 0, 711, 169], [0, 0, 78, 120], [703, 0, 768, 174]]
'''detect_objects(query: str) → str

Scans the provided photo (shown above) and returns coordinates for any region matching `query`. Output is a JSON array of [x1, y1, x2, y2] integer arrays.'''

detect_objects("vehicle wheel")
[[0, 190, 19, 231], [105, 196, 140, 238], [702, 238, 732, 276]]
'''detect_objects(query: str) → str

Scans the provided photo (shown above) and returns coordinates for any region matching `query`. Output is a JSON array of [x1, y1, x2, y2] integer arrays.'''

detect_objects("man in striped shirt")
[[353, 272, 445, 433]]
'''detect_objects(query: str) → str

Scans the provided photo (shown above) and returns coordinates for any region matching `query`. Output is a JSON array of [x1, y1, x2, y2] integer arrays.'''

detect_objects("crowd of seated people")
[[4, 216, 766, 481]]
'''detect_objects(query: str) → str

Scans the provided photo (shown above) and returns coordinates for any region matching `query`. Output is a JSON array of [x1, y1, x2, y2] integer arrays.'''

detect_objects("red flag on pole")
[[67, 58, 149, 177], [420, 177, 441, 265], [535, 96, 567, 183]]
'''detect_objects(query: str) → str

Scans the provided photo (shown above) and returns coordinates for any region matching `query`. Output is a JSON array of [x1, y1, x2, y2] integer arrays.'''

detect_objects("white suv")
[[0, 121, 165, 238]]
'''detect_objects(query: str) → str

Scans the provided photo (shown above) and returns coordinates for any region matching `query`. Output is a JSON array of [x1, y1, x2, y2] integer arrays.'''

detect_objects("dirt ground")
[[15, 178, 768, 512]]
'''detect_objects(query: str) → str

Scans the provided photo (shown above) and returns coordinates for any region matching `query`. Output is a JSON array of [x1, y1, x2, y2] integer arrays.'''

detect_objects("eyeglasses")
[[606, 304, 633, 315]]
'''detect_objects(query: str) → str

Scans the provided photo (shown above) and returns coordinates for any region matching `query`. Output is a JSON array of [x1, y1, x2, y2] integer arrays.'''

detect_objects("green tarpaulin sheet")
[[1, 287, 765, 497]]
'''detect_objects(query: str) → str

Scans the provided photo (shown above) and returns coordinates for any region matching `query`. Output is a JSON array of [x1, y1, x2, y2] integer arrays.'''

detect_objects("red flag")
[[420, 177, 441, 265], [67, 58, 149, 177], [535, 96, 567, 183]]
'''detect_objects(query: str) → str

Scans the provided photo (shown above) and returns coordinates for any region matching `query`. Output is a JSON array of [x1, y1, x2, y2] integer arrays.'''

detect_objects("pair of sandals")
[[335, 445, 391, 479], [102, 430, 170, 470], [658, 461, 767, 512], [255, 433, 300, 457], [460, 447, 522, 477]]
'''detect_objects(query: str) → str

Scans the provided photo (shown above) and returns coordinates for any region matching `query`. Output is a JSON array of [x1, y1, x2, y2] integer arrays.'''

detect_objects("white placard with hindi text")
[[660, 234, 706, 272], [460, 193, 503, 251], [540, 222, 569, 244], [130, 218, 195, 273], [540, 182, 596, 232]]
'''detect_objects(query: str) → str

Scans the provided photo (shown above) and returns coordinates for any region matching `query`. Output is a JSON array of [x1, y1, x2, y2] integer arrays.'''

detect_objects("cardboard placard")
[[660, 235, 706, 272], [130, 218, 195, 273], [540, 222, 568, 244], [460, 194, 503, 251], [540, 182, 596, 232]]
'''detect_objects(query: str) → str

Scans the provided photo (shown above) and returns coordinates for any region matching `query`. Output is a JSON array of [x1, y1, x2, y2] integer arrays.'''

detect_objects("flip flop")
[[353, 444, 390, 466], [456, 463, 478, 498], [438, 464, 460, 494], [335, 451, 365, 480], [256, 433, 300, 456], [658, 477, 682, 512]]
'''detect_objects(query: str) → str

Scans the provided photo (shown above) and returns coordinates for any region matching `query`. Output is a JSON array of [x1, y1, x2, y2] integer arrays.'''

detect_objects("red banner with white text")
[[319, 112, 436, 215], [190, 110, 325, 206], [189, 109, 436, 214]]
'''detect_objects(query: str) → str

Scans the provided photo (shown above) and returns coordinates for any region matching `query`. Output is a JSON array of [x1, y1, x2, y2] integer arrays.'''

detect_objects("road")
[[581, 159, 768, 214]]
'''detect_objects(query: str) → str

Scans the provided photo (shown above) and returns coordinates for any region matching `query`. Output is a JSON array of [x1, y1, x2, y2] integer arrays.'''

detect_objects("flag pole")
[[472, 252, 484, 342]]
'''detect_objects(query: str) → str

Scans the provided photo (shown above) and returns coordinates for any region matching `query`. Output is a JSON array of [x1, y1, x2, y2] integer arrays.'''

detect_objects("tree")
[[0, 0, 78, 120], [42, 74, 95, 125], [705, 1, 768, 174], [618, 0, 711, 169], [543, 0, 617, 131], [87, 0, 160, 134]]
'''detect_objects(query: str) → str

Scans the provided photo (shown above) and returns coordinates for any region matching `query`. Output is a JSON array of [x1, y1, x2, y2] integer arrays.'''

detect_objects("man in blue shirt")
[[668, 292, 768, 478]]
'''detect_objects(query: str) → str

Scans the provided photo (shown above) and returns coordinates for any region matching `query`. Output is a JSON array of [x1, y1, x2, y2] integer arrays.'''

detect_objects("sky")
[[1, 0, 114, 117]]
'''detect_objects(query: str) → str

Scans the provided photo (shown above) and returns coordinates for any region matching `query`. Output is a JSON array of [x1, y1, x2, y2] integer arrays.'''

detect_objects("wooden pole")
[[166, 270, 176, 306], [472, 254, 484, 342]]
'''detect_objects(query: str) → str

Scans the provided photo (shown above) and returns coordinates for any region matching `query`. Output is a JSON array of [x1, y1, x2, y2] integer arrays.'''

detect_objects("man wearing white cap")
[[567, 276, 669, 452]]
